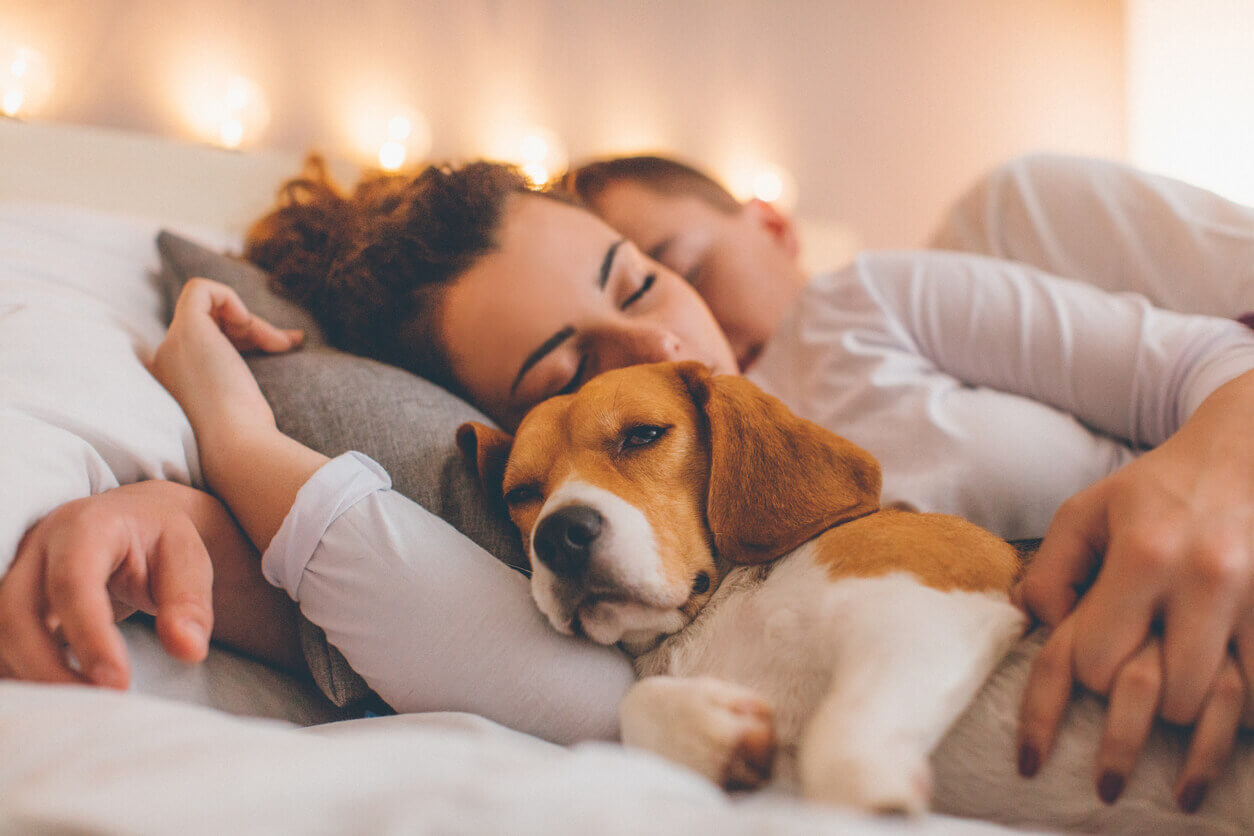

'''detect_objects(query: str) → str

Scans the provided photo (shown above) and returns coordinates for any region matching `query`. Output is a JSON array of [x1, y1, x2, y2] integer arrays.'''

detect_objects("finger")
[[1235, 627, 1254, 729], [1068, 533, 1166, 695], [1094, 639, 1162, 804], [149, 516, 214, 664], [197, 284, 301, 355], [1158, 597, 1238, 726], [1175, 656, 1244, 814], [1018, 618, 1078, 778], [0, 546, 85, 685], [1017, 494, 1106, 626], [219, 309, 304, 355], [1157, 536, 1247, 725], [43, 527, 131, 689]]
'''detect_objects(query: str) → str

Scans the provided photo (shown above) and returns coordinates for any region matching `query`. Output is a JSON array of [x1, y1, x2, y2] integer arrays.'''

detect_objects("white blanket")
[[0, 678, 1022, 835]]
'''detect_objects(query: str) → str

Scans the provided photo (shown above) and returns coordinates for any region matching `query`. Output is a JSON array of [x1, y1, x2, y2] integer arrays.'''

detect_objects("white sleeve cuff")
[[261, 451, 392, 602]]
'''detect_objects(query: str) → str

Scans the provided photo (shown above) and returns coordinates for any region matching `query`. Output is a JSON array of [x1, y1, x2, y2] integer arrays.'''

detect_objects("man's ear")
[[456, 421, 513, 506], [742, 198, 800, 262], [675, 361, 881, 565]]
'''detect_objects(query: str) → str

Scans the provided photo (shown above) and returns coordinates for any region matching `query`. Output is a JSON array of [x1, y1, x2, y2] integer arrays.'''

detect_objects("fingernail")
[[87, 662, 124, 689], [1178, 780, 1208, 814], [180, 618, 210, 646], [1018, 742, 1040, 777], [1097, 771, 1124, 805]]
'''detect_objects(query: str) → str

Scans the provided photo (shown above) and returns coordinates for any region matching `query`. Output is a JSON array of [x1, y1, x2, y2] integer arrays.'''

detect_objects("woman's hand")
[[150, 278, 303, 445], [0, 483, 216, 689], [1019, 620, 1251, 813], [1015, 369, 1254, 809]]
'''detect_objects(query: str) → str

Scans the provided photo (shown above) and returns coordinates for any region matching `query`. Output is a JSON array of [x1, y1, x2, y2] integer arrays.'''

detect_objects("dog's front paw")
[[621, 675, 776, 790], [799, 737, 932, 815]]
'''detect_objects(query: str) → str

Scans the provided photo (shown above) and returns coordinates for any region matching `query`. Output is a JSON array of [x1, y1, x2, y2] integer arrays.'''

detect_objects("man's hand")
[[0, 483, 215, 689]]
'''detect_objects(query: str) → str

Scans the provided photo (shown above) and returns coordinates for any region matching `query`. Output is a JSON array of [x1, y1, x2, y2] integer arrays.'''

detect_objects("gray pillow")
[[156, 231, 526, 706]]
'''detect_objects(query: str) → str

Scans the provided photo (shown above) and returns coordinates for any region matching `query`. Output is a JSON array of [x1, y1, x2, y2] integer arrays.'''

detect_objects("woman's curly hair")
[[244, 157, 536, 395]]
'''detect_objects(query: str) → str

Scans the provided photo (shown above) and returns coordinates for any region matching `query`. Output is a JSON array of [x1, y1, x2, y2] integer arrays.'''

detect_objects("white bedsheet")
[[0, 678, 1029, 835]]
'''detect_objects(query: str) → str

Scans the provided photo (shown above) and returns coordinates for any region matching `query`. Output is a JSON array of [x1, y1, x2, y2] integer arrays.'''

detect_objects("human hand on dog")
[[1020, 620, 1250, 813], [1016, 369, 1254, 811], [0, 482, 215, 690]]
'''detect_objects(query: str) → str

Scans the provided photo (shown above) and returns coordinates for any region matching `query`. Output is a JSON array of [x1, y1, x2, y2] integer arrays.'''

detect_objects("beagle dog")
[[459, 360, 1028, 813]]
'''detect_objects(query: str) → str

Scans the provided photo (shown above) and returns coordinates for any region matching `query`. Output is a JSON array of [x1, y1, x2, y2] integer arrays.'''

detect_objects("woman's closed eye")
[[621, 273, 655, 309], [553, 273, 655, 397], [556, 354, 589, 396]]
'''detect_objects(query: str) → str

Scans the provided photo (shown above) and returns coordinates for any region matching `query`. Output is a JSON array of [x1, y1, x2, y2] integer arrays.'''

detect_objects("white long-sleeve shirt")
[[263, 452, 635, 743], [746, 250, 1254, 540]]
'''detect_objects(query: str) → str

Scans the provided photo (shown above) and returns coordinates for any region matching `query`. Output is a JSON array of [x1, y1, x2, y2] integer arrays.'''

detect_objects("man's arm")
[[929, 153, 1254, 317]]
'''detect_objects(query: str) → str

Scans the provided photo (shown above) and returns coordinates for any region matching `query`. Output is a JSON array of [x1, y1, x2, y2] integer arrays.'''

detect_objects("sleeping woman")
[[2, 154, 1253, 810]]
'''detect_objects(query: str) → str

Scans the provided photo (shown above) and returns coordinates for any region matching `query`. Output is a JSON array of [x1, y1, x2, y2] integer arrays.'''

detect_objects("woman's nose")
[[596, 322, 684, 371], [624, 323, 683, 363]]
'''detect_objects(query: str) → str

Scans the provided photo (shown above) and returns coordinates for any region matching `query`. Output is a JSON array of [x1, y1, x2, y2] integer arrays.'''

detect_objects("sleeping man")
[[2, 151, 1254, 821]]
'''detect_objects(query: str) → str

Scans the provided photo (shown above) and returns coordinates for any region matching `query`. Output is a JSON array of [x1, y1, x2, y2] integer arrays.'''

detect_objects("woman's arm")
[[850, 250, 1254, 449], [149, 278, 321, 554], [151, 279, 635, 742]]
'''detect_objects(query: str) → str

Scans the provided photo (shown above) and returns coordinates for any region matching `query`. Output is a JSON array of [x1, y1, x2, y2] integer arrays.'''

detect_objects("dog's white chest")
[[635, 543, 1025, 746]]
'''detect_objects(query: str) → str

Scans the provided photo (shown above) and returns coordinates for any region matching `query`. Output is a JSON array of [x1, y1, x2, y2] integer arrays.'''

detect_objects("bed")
[[2, 118, 1245, 835]]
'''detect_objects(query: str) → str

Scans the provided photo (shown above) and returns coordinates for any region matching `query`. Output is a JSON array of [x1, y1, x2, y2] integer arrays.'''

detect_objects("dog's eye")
[[622, 424, 669, 449], [503, 485, 541, 506]]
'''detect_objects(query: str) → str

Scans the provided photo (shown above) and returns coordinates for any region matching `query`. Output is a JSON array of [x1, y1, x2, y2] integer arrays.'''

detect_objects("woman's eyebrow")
[[511, 325, 575, 395], [511, 238, 627, 397]]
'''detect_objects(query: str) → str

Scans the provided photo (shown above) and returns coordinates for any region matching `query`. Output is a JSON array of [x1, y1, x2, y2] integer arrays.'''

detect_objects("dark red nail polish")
[[1179, 781, 1207, 814], [1018, 743, 1040, 777], [1097, 772, 1124, 804]]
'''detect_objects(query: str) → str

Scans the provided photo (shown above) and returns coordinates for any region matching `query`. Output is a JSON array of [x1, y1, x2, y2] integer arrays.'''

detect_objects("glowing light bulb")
[[345, 101, 430, 171], [488, 123, 567, 188], [387, 115, 412, 141], [2, 90, 23, 118], [1, 45, 51, 119], [181, 72, 269, 149], [219, 119, 244, 149], [521, 162, 550, 188], [752, 170, 784, 203], [379, 140, 407, 171]]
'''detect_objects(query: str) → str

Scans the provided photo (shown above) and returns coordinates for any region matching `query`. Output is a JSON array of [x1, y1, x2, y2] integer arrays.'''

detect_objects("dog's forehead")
[[509, 365, 693, 473]]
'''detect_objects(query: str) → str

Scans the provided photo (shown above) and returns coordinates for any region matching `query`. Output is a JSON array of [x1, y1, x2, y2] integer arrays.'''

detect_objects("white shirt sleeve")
[[263, 452, 635, 744], [929, 153, 1254, 318], [851, 250, 1254, 448]]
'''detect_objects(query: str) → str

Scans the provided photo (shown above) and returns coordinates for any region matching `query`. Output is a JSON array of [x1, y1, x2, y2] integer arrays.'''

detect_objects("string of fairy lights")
[[1, 41, 797, 206]]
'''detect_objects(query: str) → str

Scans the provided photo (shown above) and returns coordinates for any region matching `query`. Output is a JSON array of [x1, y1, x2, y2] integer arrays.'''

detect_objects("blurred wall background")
[[2, 1, 1239, 253]]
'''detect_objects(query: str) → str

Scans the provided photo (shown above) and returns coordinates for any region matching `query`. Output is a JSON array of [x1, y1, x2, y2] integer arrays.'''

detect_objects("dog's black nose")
[[533, 505, 603, 578]]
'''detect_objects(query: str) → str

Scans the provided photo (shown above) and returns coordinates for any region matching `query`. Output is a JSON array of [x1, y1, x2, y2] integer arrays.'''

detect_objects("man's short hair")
[[565, 155, 741, 214]]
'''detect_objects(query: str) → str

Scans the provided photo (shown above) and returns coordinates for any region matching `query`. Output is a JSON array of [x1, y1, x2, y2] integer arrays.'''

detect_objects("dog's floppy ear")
[[456, 421, 513, 506], [675, 361, 881, 565]]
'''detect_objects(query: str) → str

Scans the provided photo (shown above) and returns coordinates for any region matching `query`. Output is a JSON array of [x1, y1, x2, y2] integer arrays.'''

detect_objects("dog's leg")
[[798, 574, 1026, 814], [620, 675, 777, 789]]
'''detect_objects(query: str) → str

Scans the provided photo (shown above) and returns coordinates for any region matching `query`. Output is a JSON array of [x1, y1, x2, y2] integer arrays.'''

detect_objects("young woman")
[[3, 157, 1253, 809]]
